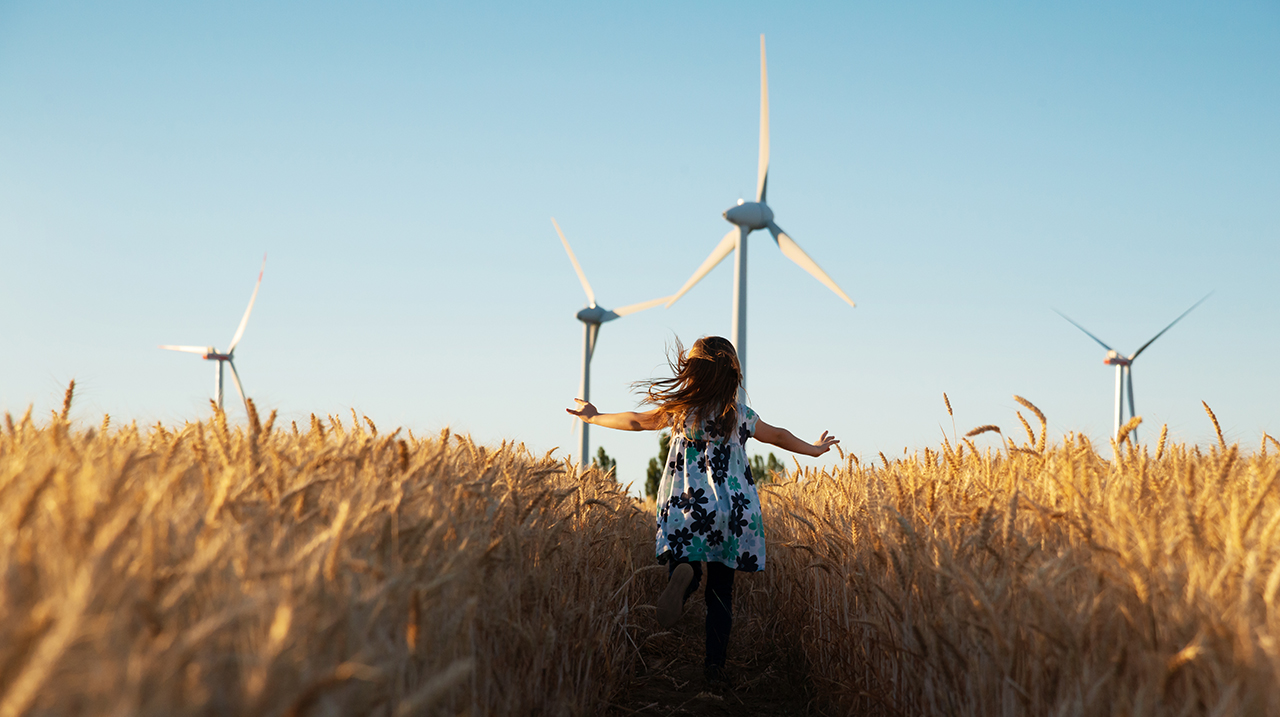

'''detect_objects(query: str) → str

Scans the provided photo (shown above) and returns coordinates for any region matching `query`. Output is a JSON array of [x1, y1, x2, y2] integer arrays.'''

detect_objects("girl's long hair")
[[635, 336, 741, 434]]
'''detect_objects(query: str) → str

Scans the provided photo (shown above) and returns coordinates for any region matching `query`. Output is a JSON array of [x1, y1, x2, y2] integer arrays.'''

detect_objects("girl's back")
[[656, 401, 765, 572]]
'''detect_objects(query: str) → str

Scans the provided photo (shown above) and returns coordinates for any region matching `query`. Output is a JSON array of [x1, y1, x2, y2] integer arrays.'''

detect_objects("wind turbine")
[[554, 218, 670, 467], [1055, 293, 1210, 442], [160, 255, 266, 416], [666, 34, 854, 387]]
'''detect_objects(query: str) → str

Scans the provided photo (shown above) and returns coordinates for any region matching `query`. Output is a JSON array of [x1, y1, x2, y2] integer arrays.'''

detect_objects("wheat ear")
[[966, 425, 1001, 437], [1202, 401, 1225, 450], [59, 379, 76, 422], [1117, 416, 1142, 446], [1013, 395, 1047, 452]]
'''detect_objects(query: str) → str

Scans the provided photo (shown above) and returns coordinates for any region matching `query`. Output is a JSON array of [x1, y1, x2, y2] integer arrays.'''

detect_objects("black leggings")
[[668, 559, 736, 668]]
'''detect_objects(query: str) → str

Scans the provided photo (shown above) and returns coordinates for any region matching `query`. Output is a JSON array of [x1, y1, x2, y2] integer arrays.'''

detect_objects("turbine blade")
[[757, 34, 770, 204], [613, 295, 674, 317], [227, 359, 249, 414], [1129, 292, 1212, 361], [665, 227, 739, 307], [551, 218, 596, 307], [160, 345, 210, 354], [1127, 367, 1139, 443], [1126, 367, 1136, 418], [768, 222, 854, 306], [587, 323, 600, 362], [228, 254, 266, 354], [1052, 309, 1115, 352]]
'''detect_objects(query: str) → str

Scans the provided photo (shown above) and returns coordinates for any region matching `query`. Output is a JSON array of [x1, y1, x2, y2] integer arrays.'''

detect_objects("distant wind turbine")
[[666, 34, 854, 387], [553, 219, 670, 466], [1055, 293, 1210, 442], [160, 255, 266, 415]]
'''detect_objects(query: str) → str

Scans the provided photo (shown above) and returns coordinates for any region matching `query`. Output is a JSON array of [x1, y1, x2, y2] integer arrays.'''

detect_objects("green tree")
[[644, 430, 671, 500], [750, 452, 786, 484], [592, 446, 617, 477]]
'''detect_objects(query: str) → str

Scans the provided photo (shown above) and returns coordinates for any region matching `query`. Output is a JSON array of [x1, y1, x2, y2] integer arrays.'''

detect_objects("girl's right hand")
[[566, 398, 599, 422]]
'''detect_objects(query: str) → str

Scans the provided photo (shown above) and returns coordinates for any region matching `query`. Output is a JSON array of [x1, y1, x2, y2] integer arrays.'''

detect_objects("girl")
[[566, 336, 838, 683]]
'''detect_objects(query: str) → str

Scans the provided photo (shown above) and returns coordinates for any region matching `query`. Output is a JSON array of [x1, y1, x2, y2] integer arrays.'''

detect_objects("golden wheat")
[[0, 393, 655, 715], [740, 402, 1280, 715], [1117, 415, 1143, 446], [1013, 395, 1046, 453], [4, 385, 1278, 715], [1204, 400, 1226, 450]]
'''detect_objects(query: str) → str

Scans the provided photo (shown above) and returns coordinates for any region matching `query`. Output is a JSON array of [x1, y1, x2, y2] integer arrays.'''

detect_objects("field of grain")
[[0, 386, 658, 716], [746, 398, 1280, 715], [1, 385, 1277, 715]]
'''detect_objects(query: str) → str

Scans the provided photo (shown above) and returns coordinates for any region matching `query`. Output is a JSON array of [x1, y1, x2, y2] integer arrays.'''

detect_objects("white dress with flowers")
[[654, 402, 765, 572]]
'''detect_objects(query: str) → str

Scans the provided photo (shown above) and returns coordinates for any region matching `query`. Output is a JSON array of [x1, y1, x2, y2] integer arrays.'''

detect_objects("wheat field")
[[0, 386, 658, 716], [1, 385, 1277, 715], [745, 398, 1280, 715]]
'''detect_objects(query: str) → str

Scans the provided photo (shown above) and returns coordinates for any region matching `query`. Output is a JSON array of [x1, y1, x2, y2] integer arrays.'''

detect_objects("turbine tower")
[[160, 255, 266, 416], [554, 219, 669, 467], [666, 34, 854, 387], [1055, 293, 1210, 442]]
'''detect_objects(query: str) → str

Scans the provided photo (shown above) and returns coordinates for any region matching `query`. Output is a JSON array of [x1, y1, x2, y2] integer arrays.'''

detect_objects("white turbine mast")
[[553, 218, 670, 467], [665, 34, 854, 387], [160, 254, 266, 416], [1055, 293, 1210, 442]]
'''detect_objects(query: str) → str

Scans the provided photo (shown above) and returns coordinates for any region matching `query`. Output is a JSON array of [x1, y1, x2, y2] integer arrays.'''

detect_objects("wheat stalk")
[[323, 500, 351, 582], [58, 380, 75, 423], [1202, 400, 1226, 451], [1117, 416, 1142, 446], [1013, 395, 1047, 452], [1016, 411, 1035, 447]]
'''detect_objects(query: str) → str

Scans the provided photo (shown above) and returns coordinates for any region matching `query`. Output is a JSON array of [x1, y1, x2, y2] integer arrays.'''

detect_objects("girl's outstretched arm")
[[754, 420, 839, 458], [566, 399, 665, 432]]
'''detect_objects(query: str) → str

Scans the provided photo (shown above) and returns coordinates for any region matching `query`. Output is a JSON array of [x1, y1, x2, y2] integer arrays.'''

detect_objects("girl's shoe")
[[703, 663, 729, 689], [657, 563, 694, 628]]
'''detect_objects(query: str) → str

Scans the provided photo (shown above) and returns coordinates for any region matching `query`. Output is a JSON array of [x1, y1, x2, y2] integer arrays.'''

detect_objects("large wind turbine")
[[666, 35, 854, 387], [1055, 293, 1210, 442], [160, 255, 266, 416], [554, 219, 669, 466]]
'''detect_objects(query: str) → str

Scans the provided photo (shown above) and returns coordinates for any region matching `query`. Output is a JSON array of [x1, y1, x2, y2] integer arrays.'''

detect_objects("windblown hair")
[[635, 336, 742, 435]]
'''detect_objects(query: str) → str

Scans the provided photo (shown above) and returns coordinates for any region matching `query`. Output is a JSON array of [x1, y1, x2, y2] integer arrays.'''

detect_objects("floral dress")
[[654, 402, 765, 572]]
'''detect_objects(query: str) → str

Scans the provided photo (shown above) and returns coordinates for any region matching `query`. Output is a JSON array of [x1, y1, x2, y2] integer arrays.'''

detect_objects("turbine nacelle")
[[1104, 351, 1131, 367], [723, 201, 774, 230], [576, 306, 619, 325]]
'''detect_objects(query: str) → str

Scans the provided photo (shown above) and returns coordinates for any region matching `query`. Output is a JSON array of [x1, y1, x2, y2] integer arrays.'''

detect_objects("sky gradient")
[[2, 1, 1277, 493]]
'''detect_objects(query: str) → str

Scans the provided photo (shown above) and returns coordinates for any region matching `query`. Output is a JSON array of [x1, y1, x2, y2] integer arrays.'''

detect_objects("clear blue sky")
[[2, 1, 1276, 492]]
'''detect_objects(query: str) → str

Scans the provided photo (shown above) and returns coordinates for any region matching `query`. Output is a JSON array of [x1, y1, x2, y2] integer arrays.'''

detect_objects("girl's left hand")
[[566, 398, 598, 422], [811, 431, 839, 456]]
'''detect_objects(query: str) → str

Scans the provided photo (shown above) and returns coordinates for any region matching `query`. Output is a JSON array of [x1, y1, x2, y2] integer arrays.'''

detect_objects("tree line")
[[592, 431, 785, 499]]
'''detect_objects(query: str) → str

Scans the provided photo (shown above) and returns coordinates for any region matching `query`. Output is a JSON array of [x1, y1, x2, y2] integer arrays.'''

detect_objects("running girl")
[[566, 335, 838, 683]]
